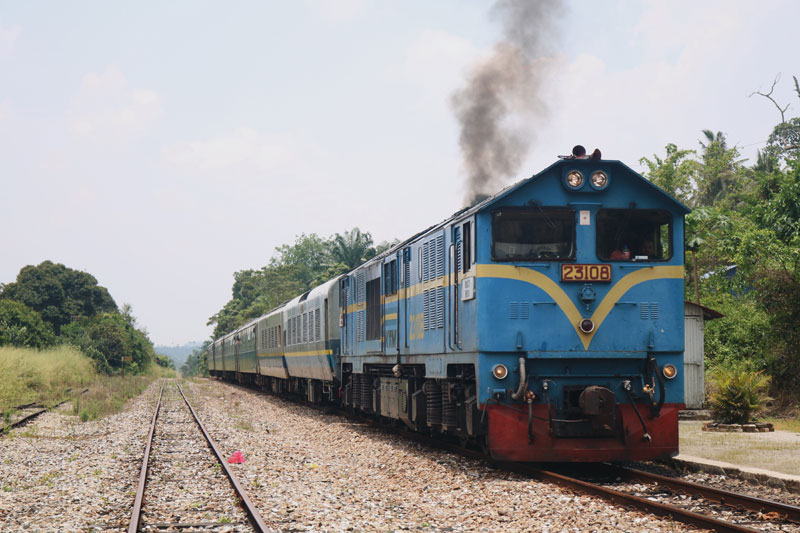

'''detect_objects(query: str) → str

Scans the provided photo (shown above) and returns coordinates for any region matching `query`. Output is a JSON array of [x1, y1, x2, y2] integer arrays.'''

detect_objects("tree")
[[331, 228, 376, 269], [639, 143, 698, 205], [0, 300, 56, 348], [180, 342, 209, 377], [0, 261, 117, 334], [695, 130, 748, 207]]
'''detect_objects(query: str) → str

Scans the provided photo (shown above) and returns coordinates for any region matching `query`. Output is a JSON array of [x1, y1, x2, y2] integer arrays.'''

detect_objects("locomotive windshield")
[[596, 209, 672, 261], [492, 207, 575, 261]]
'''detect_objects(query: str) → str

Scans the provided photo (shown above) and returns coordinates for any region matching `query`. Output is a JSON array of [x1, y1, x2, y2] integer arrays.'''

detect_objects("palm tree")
[[695, 130, 744, 207], [331, 228, 375, 270]]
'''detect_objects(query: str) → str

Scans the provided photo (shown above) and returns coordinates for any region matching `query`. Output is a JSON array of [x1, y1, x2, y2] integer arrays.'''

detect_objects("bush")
[[709, 367, 772, 424]]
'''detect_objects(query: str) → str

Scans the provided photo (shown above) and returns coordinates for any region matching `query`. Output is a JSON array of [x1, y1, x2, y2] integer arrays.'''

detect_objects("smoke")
[[452, 0, 564, 205]]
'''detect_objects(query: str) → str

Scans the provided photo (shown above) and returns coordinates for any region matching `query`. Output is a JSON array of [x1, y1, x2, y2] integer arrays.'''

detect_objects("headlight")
[[663, 364, 678, 380], [591, 171, 608, 189], [566, 170, 584, 188], [492, 364, 508, 380], [579, 318, 595, 333]]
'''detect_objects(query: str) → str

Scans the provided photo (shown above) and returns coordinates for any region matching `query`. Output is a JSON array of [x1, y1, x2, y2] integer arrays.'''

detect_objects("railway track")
[[364, 408, 799, 532], [1, 389, 88, 433], [421, 436, 800, 532], [512, 463, 800, 533], [128, 380, 269, 532], [223, 379, 800, 532]]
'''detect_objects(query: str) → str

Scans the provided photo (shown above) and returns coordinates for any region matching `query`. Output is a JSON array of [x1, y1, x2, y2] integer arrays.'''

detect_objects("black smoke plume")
[[452, 0, 564, 205]]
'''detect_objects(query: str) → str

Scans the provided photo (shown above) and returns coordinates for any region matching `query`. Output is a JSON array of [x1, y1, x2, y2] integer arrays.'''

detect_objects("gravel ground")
[[139, 382, 251, 531], [184, 379, 691, 532], [0, 382, 160, 531], [7, 376, 767, 532], [632, 462, 800, 507]]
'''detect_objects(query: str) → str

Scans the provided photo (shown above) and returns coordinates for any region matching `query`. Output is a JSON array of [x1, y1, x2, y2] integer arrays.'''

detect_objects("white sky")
[[1, 1, 797, 346]]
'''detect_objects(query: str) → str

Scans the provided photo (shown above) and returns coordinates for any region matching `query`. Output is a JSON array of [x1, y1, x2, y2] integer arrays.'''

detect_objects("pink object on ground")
[[227, 450, 245, 463]]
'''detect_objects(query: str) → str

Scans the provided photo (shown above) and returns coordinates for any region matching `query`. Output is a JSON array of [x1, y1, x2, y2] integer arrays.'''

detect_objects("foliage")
[[643, 77, 800, 398], [639, 143, 699, 205], [0, 300, 56, 349], [0, 261, 117, 334], [208, 227, 394, 338], [0, 345, 97, 415], [180, 343, 209, 377], [59, 311, 155, 374], [702, 294, 771, 373], [155, 354, 175, 370], [694, 130, 750, 208], [331, 227, 377, 269], [765, 117, 800, 164], [709, 367, 772, 424]]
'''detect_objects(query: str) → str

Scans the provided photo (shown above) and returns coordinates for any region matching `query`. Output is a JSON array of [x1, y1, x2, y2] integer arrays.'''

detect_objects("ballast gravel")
[[183, 379, 689, 532], [0, 383, 160, 531], [0, 377, 693, 532]]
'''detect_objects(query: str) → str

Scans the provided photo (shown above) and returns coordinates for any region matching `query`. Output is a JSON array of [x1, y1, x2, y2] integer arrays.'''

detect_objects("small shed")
[[684, 301, 724, 409]]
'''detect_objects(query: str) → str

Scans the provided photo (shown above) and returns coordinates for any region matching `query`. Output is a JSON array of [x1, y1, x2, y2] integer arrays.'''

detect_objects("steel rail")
[[1, 389, 88, 433], [610, 464, 800, 524], [216, 380, 782, 533], [176, 382, 270, 533], [128, 382, 164, 533], [513, 464, 759, 533], [351, 419, 761, 532]]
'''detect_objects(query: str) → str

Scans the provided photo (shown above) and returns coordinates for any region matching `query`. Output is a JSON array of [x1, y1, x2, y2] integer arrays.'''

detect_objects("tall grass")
[[71, 375, 154, 421], [0, 346, 97, 415], [70, 362, 173, 421]]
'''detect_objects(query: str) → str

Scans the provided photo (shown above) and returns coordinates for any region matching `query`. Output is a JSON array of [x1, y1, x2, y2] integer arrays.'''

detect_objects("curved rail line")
[[128, 380, 269, 533]]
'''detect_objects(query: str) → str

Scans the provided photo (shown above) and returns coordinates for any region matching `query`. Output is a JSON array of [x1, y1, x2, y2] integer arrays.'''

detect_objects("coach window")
[[492, 207, 575, 261], [596, 209, 672, 261]]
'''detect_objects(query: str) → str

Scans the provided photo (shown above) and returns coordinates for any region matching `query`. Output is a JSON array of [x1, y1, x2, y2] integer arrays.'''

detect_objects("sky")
[[0, 0, 797, 346]]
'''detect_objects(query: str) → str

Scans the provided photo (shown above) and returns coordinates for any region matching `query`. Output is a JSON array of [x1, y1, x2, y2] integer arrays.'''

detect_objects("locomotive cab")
[[475, 151, 688, 462]]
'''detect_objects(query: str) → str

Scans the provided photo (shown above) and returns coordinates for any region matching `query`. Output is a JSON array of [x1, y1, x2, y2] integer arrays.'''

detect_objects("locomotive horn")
[[572, 145, 586, 158]]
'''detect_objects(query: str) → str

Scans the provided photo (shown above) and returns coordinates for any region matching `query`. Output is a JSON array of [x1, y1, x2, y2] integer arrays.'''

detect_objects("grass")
[[0, 345, 168, 424], [71, 374, 155, 421], [0, 345, 98, 415], [679, 420, 800, 475], [761, 416, 800, 433]]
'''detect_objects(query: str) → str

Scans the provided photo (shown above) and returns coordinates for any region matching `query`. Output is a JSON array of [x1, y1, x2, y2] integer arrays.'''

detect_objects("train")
[[207, 146, 688, 462]]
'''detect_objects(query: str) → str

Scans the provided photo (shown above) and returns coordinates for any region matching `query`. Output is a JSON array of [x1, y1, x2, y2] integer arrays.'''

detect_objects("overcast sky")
[[1, 1, 797, 346]]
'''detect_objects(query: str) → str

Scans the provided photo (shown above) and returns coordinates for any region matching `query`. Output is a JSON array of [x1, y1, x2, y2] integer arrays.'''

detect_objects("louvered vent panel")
[[509, 302, 519, 319], [357, 310, 365, 341], [422, 241, 430, 282], [315, 308, 321, 340], [640, 303, 649, 320], [436, 287, 444, 328], [650, 303, 660, 320], [404, 257, 410, 288], [454, 228, 462, 272], [520, 302, 530, 320], [423, 290, 430, 330], [357, 273, 365, 303], [436, 235, 444, 277]]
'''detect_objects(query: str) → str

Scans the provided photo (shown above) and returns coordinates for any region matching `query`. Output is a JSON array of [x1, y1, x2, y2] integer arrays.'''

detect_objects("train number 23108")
[[561, 264, 612, 282]]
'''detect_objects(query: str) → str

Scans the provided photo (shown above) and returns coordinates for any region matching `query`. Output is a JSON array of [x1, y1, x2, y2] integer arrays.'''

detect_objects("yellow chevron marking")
[[477, 264, 684, 349]]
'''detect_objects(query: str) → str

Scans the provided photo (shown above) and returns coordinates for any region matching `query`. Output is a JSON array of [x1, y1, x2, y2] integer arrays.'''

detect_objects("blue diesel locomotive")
[[209, 147, 688, 462]]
